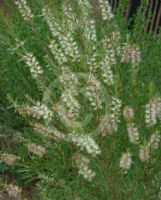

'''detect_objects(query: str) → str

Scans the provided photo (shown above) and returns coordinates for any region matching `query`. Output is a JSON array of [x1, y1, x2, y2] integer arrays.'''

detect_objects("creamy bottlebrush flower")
[[102, 38, 116, 65], [42, 6, 65, 38], [17, 102, 52, 121], [1, 154, 20, 166], [23, 52, 43, 78], [49, 40, 68, 65], [109, 31, 121, 57], [59, 33, 80, 62], [139, 145, 150, 162], [99, 98, 122, 135], [127, 123, 139, 144], [87, 53, 98, 73], [5, 184, 22, 198], [99, 115, 118, 136], [131, 45, 141, 65], [59, 66, 79, 91], [68, 133, 101, 157], [86, 76, 103, 110], [123, 106, 134, 121], [53, 104, 71, 124], [120, 152, 132, 172], [99, 0, 114, 21], [26, 143, 46, 157], [78, 0, 92, 10], [102, 33, 121, 64], [148, 132, 160, 150], [61, 89, 80, 119], [121, 43, 140, 65], [59, 67, 80, 119], [100, 57, 114, 85], [73, 153, 96, 182], [15, 0, 33, 21], [139, 132, 160, 162], [32, 102, 52, 120], [78, 0, 92, 18], [85, 19, 97, 43], [34, 123, 66, 141], [110, 96, 122, 133], [33, 123, 50, 138], [43, 7, 80, 61], [99, 115, 109, 136], [121, 43, 141, 85], [62, 4, 77, 32], [42, 6, 58, 38], [145, 97, 161, 127], [121, 43, 132, 63], [156, 97, 161, 119]]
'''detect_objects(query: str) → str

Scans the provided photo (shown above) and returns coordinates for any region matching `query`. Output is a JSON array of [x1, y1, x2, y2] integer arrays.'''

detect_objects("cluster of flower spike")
[[26, 143, 46, 158], [102, 36, 117, 65], [119, 152, 132, 172], [11, 0, 161, 181], [120, 132, 160, 170], [86, 76, 103, 111], [100, 56, 114, 86], [68, 133, 101, 157], [120, 107, 136, 169], [85, 20, 97, 43], [121, 43, 140, 84], [99, 0, 114, 21], [123, 106, 139, 145], [98, 115, 110, 136], [5, 184, 22, 199], [61, 34, 80, 62], [121, 43, 141, 65], [139, 132, 160, 162], [60, 89, 80, 119], [59, 66, 80, 119], [145, 97, 161, 127], [34, 123, 66, 141], [109, 97, 122, 133], [17, 102, 52, 121], [127, 123, 139, 145], [148, 132, 160, 150], [49, 40, 67, 65], [99, 115, 119, 136], [23, 52, 43, 78], [0, 153, 20, 166], [87, 53, 98, 73], [111, 31, 121, 56], [59, 66, 79, 91], [78, 0, 92, 18], [100, 32, 121, 86], [42, 6, 57, 38], [52, 103, 71, 125], [73, 153, 96, 182], [62, 3, 77, 33], [15, 0, 34, 21], [43, 6, 80, 62]]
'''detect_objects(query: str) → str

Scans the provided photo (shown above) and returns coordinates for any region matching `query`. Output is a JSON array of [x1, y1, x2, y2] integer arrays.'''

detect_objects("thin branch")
[[125, 0, 133, 20], [149, 0, 158, 32], [146, 0, 154, 32], [155, 3, 161, 33]]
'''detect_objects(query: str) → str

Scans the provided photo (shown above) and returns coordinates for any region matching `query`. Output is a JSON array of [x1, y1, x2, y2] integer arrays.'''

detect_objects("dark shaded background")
[[0, 0, 161, 33]]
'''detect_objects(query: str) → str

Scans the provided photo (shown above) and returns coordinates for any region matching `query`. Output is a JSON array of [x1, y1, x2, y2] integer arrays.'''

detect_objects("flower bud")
[[123, 106, 134, 121]]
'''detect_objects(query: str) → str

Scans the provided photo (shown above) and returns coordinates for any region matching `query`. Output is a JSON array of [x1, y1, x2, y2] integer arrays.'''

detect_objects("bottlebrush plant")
[[0, 0, 160, 199]]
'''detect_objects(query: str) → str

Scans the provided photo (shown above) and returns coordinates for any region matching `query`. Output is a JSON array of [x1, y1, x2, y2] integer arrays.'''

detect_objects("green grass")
[[0, 0, 161, 199]]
